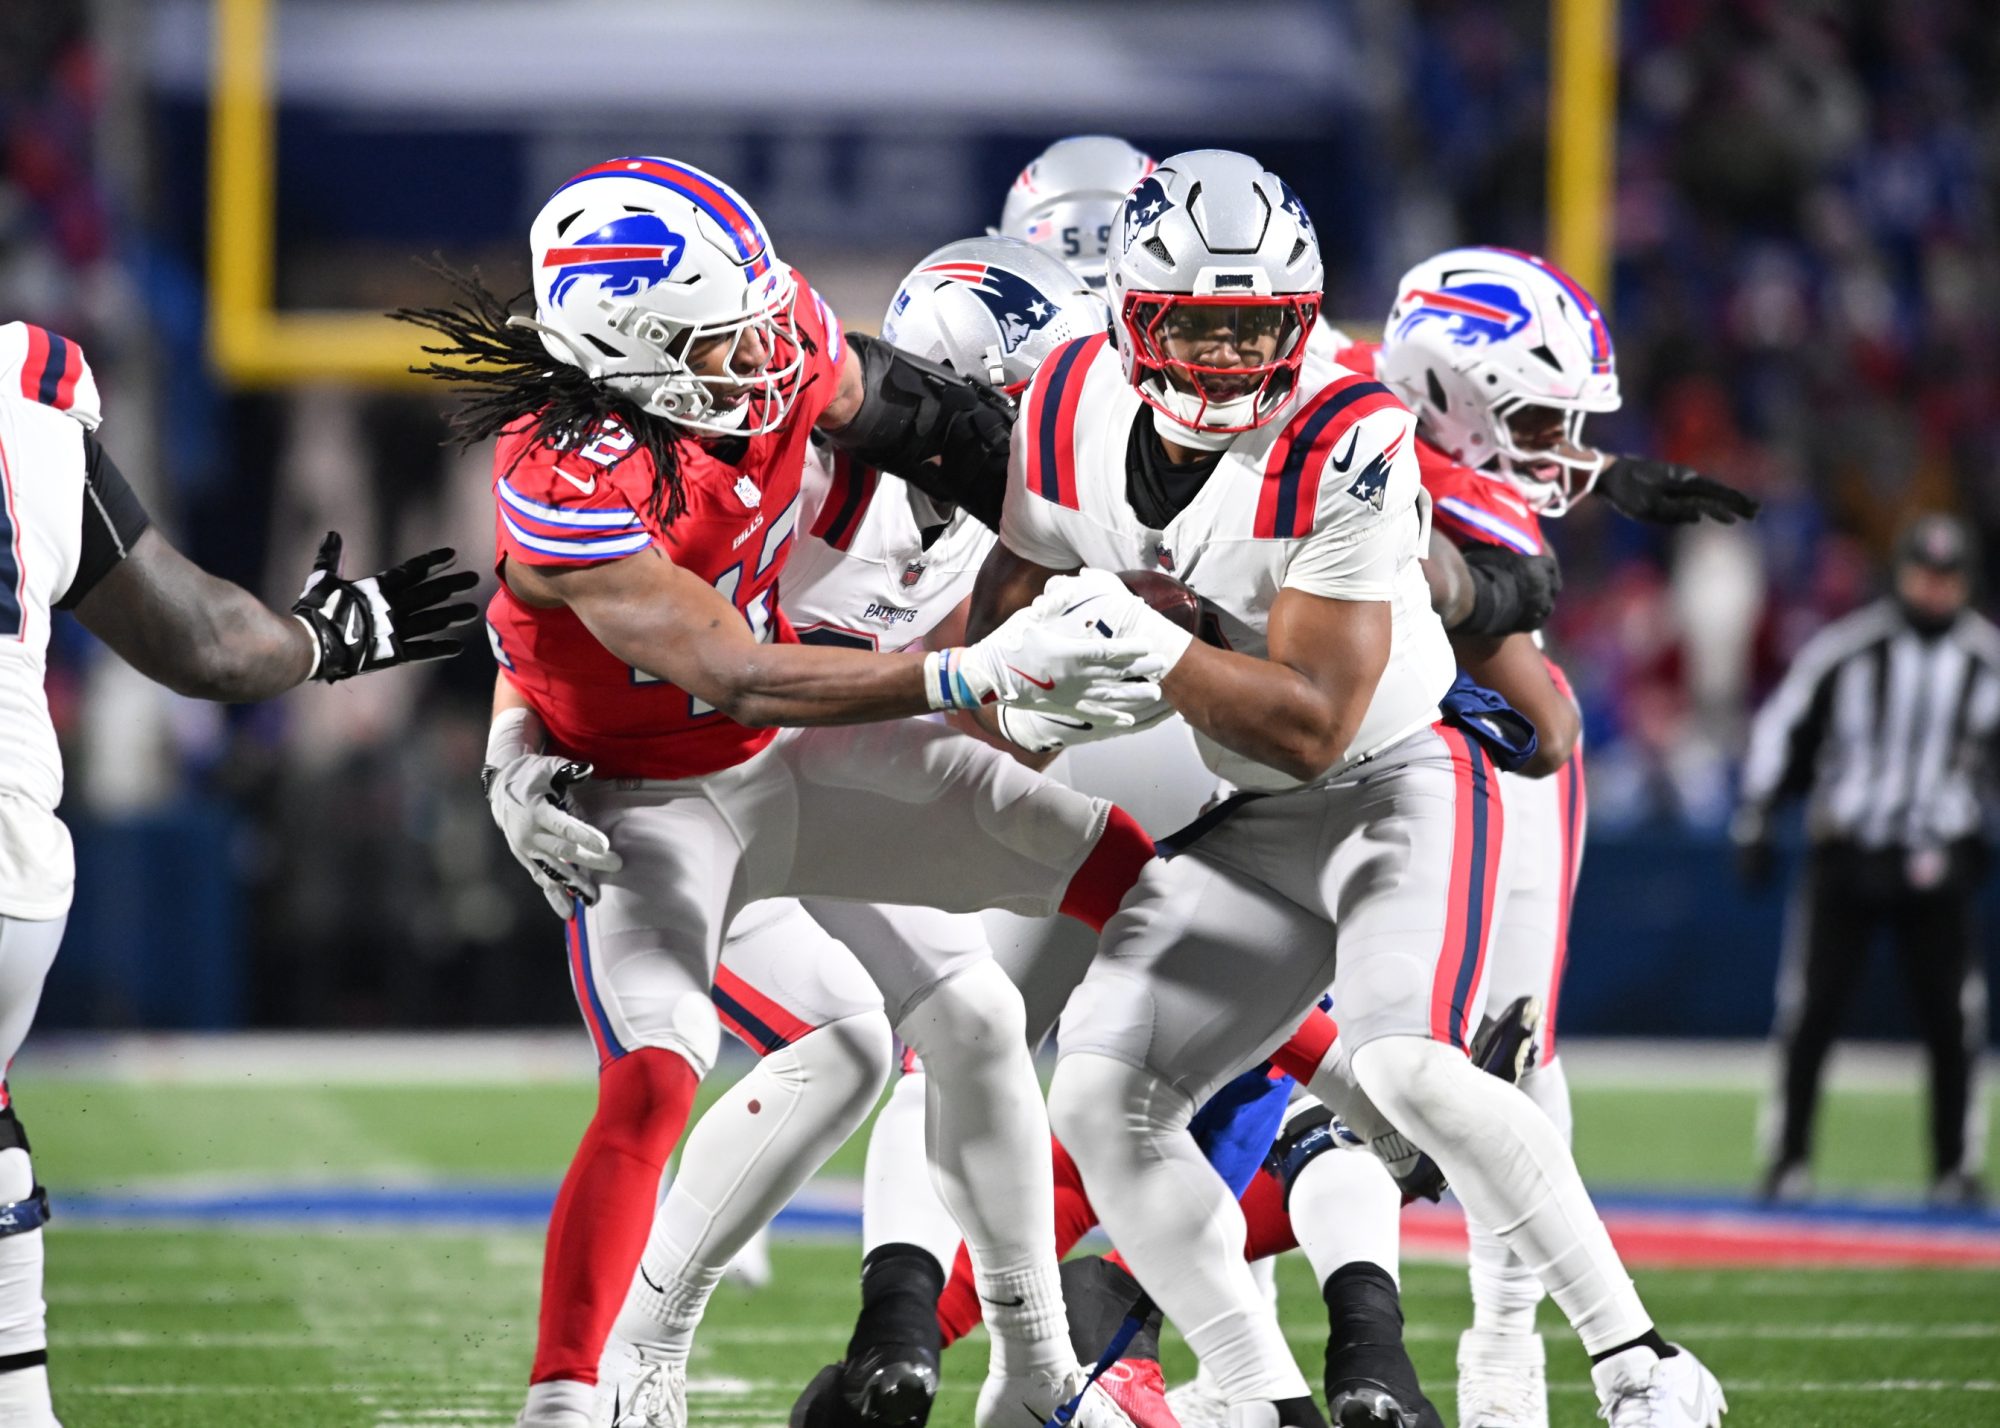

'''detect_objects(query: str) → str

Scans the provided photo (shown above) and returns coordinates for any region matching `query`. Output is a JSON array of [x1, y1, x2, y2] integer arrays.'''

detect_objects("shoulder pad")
[[0, 322, 102, 429]]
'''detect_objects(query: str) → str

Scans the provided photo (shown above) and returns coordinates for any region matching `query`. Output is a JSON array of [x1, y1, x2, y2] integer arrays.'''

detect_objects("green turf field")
[[24, 1070, 2000, 1427]]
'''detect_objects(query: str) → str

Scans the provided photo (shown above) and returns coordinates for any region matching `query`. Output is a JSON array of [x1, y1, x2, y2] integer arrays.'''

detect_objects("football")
[[1116, 568, 1207, 639]]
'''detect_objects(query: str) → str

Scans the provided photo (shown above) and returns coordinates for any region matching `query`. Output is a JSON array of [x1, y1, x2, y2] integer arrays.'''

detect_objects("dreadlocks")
[[391, 260, 689, 527]]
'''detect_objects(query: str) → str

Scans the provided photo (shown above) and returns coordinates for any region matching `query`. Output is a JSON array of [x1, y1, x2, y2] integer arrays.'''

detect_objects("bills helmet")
[[998, 135, 1157, 291], [524, 156, 803, 436], [881, 237, 1108, 393], [1106, 149, 1322, 442], [1378, 246, 1620, 514]]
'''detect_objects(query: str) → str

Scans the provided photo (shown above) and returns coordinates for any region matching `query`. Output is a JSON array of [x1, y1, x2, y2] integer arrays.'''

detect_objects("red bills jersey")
[[486, 275, 846, 779]]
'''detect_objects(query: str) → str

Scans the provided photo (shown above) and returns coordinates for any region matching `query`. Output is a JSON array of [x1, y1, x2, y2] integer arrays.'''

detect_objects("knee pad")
[[895, 960, 1027, 1066]]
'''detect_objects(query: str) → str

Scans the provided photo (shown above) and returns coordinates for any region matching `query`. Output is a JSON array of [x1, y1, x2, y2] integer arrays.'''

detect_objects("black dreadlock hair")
[[391, 259, 689, 527]]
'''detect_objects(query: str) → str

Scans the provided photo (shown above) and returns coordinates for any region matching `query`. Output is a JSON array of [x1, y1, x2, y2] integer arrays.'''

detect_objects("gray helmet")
[[881, 236, 1109, 391], [1105, 149, 1323, 438], [998, 135, 1157, 291]]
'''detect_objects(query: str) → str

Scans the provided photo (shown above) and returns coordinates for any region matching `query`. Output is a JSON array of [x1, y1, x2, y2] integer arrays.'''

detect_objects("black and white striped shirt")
[[1741, 600, 2000, 849]]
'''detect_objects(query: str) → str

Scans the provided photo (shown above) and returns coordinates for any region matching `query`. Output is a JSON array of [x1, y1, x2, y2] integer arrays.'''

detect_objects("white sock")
[[1349, 1036, 1650, 1356], [612, 1013, 892, 1363], [1291, 1143, 1402, 1289], [1467, 1058, 1572, 1336], [863, 1065, 964, 1273], [516, 1377, 591, 1427], [1048, 1053, 1311, 1405]]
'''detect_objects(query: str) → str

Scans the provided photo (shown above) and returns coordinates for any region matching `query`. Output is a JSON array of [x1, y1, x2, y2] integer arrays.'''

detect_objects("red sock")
[[530, 1047, 700, 1385], [935, 1136, 1103, 1347], [1059, 804, 1153, 931], [1240, 1166, 1299, 1260]]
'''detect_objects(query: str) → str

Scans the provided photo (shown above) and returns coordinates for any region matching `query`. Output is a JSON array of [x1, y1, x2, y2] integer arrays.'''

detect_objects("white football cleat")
[[975, 1365, 1139, 1428], [721, 1225, 773, 1291], [1590, 1345, 1725, 1428], [1166, 1365, 1231, 1428], [594, 1338, 687, 1428], [1455, 1329, 1548, 1428]]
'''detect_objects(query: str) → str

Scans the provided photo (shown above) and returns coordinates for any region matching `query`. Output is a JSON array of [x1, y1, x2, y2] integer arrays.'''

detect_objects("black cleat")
[[1322, 1266, 1443, 1428], [1326, 1379, 1437, 1428], [1469, 996, 1542, 1085], [789, 1352, 938, 1428]]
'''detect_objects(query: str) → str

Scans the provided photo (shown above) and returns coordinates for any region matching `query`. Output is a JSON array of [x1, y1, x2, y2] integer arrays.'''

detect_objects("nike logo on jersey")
[[555, 468, 598, 496], [1329, 429, 1362, 472], [1006, 667, 1055, 692]]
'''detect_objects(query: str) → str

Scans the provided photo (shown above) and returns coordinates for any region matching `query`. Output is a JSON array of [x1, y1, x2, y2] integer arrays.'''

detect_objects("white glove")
[[923, 602, 1167, 722], [1032, 569, 1199, 670], [483, 751, 623, 919], [996, 702, 1173, 754]]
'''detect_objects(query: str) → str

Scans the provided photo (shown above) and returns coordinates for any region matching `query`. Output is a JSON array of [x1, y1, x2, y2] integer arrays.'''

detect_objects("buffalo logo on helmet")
[[1392, 280, 1533, 349], [915, 261, 1060, 355], [542, 214, 688, 305], [1120, 174, 1175, 250]]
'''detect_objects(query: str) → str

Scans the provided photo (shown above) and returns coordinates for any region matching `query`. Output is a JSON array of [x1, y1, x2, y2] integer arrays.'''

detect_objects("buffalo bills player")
[[968, 153, 1730, 1428], [998, 136, 1158, 291], [407, 160, 1168, 1428], [0, 323, 477, 1428]]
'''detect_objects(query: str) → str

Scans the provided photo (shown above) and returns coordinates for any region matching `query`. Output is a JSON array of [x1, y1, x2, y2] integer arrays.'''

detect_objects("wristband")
[[485, 705, 542, 773], [921, 649, 982, 711]]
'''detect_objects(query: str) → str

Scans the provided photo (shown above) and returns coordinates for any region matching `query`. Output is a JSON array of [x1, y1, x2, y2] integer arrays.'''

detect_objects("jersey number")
[[0, 441, 23, 639], [631, 495, 801, 717], [1062, 223, 1112, 259]]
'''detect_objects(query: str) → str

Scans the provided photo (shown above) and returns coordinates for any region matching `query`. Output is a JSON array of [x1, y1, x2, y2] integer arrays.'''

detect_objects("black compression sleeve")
[[56, 432, 152, 610], [822, 334, 1012, 530]]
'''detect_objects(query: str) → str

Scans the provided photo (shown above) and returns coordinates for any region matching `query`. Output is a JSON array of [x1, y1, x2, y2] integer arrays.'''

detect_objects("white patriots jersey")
[[0, 325, 104, 919], [999, 333, 1455, 793], [784, 442, 994, 653]]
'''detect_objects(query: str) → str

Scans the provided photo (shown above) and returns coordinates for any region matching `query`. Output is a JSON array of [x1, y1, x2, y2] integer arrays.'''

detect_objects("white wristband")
[[921, 649, 978, 712], [485, 705, 542, 770]]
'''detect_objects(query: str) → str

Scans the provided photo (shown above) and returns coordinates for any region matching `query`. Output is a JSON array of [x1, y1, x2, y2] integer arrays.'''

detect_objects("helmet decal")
[[1391, 281, 1533, 348], [543, 214, 688, 305], [555, 157, 772, 278], [1120, 174, 1176, 250], [917, 261, 1060, 355], [1277, 180, 1316, 245]]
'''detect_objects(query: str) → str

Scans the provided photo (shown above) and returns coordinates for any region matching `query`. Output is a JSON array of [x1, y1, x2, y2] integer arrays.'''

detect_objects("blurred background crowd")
[[5, 0, 1998, 1035]]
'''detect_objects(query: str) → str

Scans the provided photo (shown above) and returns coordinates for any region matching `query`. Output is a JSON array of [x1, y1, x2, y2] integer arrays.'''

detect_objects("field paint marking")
[[1544, 1380, 2000, 1394]]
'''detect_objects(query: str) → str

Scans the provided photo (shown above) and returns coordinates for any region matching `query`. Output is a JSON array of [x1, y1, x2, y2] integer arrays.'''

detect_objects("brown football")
[[1117, 569, 1207, 639]]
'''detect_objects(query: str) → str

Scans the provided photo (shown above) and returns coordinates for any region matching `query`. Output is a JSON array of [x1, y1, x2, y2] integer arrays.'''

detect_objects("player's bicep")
[[531, 550, 756, 698], [966, 540, 1072, 641]]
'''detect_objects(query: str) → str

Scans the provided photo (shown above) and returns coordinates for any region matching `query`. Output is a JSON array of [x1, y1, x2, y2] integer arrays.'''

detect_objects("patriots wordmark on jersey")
[[999, 334, 1456, 793], [486, 275, 846, 780]]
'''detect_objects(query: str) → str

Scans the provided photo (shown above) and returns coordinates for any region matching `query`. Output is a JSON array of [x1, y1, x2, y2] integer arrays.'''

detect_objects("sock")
[[1058, 804, 1153, 931], [1048, 1052, 1311, 1405], [1292, 1147, 1401, 1290], [615, 1014, 890, 1366], [1239, 1169, 1300, 1260], [1349, 1036, 1652, 1356], [935, 1133, 1100, 1347], [1468, 1059, 1572, 1336], [1590, 1330, 1676, 1365], [863, 1068, 962, 1275], [847, 1243, 944, 1371], [532, 1047, 698, 1386], [898, 961, 1071, 1377], [517, 1377, 593, 1426]]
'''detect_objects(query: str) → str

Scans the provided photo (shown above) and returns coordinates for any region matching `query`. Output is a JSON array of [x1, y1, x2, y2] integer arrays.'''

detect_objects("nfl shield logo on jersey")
[[900, 560, 927, 589], [734, 473, 762, 509]]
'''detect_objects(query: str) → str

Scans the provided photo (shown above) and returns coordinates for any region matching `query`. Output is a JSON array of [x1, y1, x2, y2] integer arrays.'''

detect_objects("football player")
[[418, 160, 1169, 1428], [967, 152, 1728, 1428], [997, 136, 1158, 291], [0, 323, 478, 1428]]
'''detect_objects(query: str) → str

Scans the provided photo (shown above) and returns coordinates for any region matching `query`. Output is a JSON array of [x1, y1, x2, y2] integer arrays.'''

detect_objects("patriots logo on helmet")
[[543, 214, 688, 305], [1392, 280, 1533, 349], [916, 261, 1059, 355], [1121, 174, 1175, 250], [1278, 180, 1315, 242]]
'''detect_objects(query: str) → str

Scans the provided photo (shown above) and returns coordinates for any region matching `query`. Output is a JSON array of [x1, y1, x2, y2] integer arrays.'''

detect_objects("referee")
[[1734, 514, 1996, 1207]]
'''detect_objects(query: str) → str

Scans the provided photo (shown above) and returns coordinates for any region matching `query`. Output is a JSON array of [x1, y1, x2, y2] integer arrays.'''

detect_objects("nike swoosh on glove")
[[995, 702, 1174, 754], [1596, 455, 1760, 525], [484, 755, 623, 918], [291, 531, 481, 682]]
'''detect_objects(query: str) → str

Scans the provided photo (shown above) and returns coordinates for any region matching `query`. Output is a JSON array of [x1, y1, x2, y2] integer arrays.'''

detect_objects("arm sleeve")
[[56, 432, 152, 610], [1281, 407, 1421, 602]]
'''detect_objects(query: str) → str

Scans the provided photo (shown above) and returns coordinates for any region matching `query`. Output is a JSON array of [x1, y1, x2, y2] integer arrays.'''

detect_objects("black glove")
[[1458, 545, 1561, 636], [824, 334, 1015, 531], [1597, 455, 1761, 526], [1731, 807, 1778, 890], [291, 531, 480, 682]]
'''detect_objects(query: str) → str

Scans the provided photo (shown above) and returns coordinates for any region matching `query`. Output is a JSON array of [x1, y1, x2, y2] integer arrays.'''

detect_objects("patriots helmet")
[[998, 135, 1157, 291], [1106, 149, 1323, 443], [524, 156, 803, 436], [1378, 246, 1620, 514], [881, 236, 1108, 393]]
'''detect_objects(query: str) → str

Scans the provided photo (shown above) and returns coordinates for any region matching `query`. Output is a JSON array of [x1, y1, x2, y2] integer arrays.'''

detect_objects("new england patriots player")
[[412, 160, 1168, 1428], [998, 136, 1158, 291], [966, 152, 1729, 1428], [0, 323, 477, 1428]]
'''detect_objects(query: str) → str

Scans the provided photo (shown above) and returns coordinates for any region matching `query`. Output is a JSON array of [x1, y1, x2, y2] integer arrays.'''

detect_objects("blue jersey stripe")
[[1034, 339, 1091, 502], [1449, 741, 1493, 1047]]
